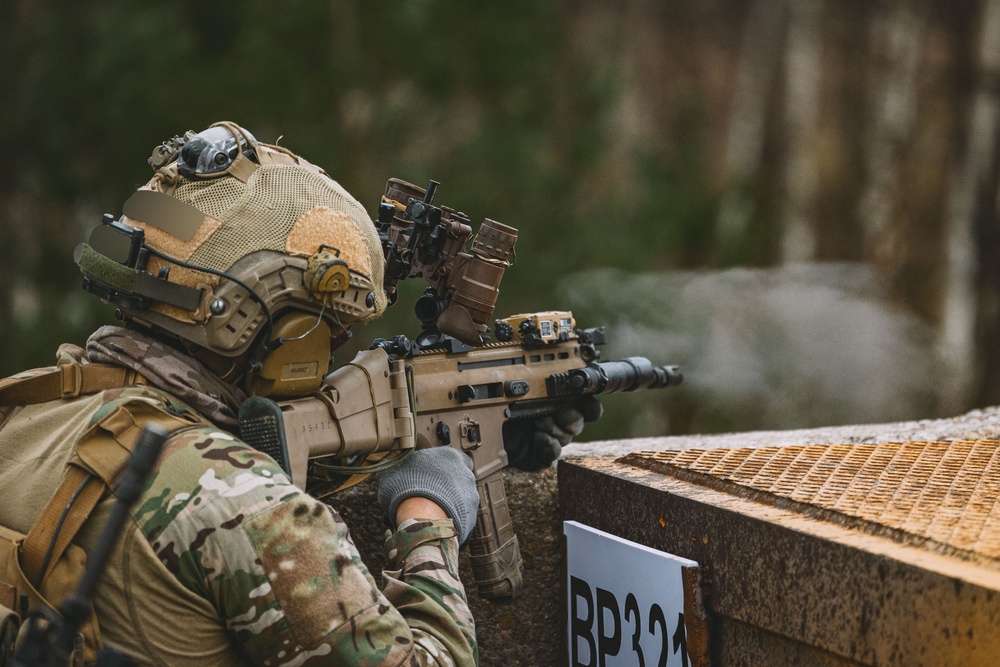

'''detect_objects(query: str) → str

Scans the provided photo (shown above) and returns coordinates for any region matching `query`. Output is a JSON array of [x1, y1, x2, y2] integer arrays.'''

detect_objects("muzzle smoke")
[[560, 263, 942, 436]]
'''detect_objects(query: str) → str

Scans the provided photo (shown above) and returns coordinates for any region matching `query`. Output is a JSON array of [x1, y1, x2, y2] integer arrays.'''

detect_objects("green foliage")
[[1, 2, 763, 440]]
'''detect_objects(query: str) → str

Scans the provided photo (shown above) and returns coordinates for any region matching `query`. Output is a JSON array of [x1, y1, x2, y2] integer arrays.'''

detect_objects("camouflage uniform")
[[0, 328, 477, 666]]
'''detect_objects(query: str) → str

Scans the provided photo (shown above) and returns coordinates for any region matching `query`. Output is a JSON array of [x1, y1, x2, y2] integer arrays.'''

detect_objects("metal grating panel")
[[623, 439, 1000, 562]]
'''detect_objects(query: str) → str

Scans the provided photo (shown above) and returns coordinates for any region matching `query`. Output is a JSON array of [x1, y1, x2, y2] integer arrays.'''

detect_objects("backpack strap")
[[20, 467, 105, 589], [0, 364, 147, 407]]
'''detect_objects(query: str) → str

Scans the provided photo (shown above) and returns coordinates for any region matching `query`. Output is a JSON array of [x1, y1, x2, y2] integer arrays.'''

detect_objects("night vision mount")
[[75, 213, 204, 314], [376, 179, 518, 351]]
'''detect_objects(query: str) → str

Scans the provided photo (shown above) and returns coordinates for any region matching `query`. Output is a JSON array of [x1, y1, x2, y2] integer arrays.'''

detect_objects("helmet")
[[75, 121, 387, 397]]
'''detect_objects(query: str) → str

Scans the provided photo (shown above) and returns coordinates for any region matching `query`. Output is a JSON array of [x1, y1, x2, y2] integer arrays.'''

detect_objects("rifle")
[[238, 180, 682, 601]]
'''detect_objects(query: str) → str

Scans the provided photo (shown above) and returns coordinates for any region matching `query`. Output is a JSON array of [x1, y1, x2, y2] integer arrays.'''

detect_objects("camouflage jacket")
[[0, 336, 477, 666]]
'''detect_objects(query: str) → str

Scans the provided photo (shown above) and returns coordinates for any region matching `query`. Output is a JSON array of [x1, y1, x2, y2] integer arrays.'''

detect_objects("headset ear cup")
[[305, 248, 350, 298]]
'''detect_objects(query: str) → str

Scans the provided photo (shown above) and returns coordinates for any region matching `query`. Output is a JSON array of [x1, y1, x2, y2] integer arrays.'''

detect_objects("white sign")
[[565, 521, 698, 667]]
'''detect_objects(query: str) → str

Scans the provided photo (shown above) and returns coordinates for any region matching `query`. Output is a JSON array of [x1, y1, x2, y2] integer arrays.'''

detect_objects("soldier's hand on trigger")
[[502, 396, 603, 471], [376, 447, 479, 544]]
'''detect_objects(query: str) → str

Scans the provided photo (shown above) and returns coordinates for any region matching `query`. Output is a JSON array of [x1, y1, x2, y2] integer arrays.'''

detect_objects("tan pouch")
[[0, 596, 18, 667], [0, 525, 99, 666]]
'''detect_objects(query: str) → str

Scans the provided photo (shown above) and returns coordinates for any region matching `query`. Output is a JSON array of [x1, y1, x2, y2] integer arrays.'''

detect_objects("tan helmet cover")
[[119, 122, 387, 357]]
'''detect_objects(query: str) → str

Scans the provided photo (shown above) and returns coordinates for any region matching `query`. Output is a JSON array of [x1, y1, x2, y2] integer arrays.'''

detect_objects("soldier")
[[0, 122, 523, 666]]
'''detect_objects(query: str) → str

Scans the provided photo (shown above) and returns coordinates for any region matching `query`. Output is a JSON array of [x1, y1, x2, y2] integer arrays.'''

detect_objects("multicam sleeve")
[[136, 428, 475, 667], [238, 499, 476, 667], [381, 518, 478, 666]]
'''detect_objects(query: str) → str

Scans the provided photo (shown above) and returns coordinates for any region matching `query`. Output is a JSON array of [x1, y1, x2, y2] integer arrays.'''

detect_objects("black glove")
[[376, 447, 479, 544], [503, 397, 603, 471]]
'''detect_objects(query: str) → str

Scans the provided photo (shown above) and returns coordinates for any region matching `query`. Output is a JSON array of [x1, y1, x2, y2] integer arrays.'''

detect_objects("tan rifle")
[[239, 319, 681, 600], [238, 179, 682, 600]]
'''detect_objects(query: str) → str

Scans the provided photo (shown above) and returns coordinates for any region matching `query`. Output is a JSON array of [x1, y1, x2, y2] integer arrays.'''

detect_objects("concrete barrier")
[[333, 404, 1000, 666]]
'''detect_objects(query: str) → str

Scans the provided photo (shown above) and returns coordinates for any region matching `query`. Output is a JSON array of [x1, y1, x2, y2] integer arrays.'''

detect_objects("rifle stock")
[[239, 323, 681, 601]]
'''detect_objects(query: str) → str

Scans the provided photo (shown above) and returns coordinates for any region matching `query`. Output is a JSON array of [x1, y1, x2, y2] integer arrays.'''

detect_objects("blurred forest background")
[[3, 0, 1000, 440]]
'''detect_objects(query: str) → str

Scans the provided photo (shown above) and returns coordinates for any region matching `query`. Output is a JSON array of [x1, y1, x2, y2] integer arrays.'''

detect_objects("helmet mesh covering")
[[173, 161, 385, 302], [118, 131, 387, 356]]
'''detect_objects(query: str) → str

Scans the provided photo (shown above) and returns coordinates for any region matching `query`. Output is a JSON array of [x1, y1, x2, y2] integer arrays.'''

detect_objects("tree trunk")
[[942, 0, 1000, 412], [716, 0, 788, 246], [780, 0, 823, 263], [859, 2, 926, 275]]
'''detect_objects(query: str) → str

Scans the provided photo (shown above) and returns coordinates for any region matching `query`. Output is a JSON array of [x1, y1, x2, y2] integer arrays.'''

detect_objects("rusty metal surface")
[[559, 456, 1000, 667], [622, 439, 1000, 567], [681, 566, 710, 667], [713, 622, 865, 667]]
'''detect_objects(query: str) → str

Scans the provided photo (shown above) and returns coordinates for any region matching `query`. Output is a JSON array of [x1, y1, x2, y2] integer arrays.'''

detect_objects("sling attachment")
[[21, 468, 103, 590], [0, 364, 147, 407]]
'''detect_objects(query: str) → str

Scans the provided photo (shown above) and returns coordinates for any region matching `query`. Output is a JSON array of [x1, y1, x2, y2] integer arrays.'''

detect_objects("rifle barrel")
[[567, 357, 682, 395]]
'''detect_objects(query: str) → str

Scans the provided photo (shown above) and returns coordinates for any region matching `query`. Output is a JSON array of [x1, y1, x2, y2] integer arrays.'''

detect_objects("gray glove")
[[503, 397, 604, 471], [376, 447, 479, 544]]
